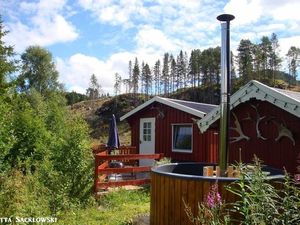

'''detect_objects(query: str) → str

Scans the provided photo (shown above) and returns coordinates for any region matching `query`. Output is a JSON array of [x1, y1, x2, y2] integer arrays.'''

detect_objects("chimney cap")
[[217, 14, 235, 22]]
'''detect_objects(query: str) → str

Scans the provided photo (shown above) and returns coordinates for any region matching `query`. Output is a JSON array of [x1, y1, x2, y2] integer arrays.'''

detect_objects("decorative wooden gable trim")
[[198, 80, 300, 133]]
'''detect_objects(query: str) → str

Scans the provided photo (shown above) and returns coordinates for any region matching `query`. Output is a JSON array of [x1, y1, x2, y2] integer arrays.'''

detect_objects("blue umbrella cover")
[[107, 114, 120, 150]]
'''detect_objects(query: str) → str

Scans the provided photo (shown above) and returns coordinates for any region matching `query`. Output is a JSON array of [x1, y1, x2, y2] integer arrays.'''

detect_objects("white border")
[[171, 123, 193, 153]]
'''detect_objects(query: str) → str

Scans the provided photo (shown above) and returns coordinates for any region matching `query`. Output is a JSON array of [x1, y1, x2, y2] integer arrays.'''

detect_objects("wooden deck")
[[93, 145, 163, 192]]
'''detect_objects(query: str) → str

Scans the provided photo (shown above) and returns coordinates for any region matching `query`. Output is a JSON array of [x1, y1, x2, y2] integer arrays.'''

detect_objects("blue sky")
[[1, 0, 300, 94]]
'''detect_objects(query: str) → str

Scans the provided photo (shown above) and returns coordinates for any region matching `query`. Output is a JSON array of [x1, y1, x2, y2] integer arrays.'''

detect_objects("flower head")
[[206, 183, 222, 208]]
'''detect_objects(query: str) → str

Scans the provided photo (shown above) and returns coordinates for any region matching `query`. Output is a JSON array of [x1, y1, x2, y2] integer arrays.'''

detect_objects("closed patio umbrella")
[[107, 114, 120, 151]]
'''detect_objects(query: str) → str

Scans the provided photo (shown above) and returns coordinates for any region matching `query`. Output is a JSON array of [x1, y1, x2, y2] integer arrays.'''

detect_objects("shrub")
[[0, 170, 50, 218]]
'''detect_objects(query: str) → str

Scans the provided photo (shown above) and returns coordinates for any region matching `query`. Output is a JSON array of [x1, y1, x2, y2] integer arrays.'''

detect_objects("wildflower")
[[206, 183, 222, 208]]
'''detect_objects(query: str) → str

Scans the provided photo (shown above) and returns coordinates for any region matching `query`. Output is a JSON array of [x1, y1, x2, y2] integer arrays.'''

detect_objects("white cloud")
[[279, 36, 300, 58], [56, 49, 165, 94], [262, 0, 300, 21], [224, 0, 262, 25], [78, 0, 143, 27], [4, 0, 78, 53], [135, 25, 182, 54], [56, 54, 112, 94]]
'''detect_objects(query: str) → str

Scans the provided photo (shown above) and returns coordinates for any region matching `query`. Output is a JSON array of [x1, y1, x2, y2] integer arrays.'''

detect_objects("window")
[[143, 122, 152, 141], [172, 124, 192, 153]]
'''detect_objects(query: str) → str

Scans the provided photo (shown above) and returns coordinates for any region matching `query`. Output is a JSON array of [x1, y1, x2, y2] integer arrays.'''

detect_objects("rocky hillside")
[[69, 94, 148, 145]]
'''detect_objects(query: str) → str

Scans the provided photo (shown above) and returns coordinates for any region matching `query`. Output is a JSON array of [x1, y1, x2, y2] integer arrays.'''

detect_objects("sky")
[[1, 0, 300, 94]]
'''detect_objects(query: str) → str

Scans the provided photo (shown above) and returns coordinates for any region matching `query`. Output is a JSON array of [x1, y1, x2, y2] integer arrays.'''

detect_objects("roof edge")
[[120, 96, 211, 121]]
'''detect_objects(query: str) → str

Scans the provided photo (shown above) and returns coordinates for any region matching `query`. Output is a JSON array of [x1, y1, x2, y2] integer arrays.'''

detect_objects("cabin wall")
[[126, 102, 219, 163], [228, 99, 300, 173]]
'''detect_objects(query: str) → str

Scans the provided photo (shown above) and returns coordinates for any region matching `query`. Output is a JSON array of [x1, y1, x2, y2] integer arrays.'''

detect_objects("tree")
[[122, 78, 131, 94], [237, 39, 254, 83], [162, 53, 170, 95], [177, 51, 187, 89], [86, 74, 102, 100], [128, 60, 132, 93], [189, 49, 201, 88], [286, 46, 300, 85], [140, 61, 145, 94], [143, 63, 152, 98], [259, 36, 272, 84], [200, 47, 220, 87], [18, 46, 61, 96], [114, 73, 122, 96], [170, 55, 177, 93], [0, 16, 16, 93], [153, 60, 161, 95], [132, 57, 140, 94], [270, 33, 281, 86]]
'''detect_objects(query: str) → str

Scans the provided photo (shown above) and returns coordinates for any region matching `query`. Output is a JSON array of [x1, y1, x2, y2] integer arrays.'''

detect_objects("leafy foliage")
[[18, 46, 62, 96], [0, 16, 16, 93]]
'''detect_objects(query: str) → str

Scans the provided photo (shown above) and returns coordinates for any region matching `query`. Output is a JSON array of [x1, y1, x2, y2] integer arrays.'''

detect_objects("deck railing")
[[93, 145, 163, 192]]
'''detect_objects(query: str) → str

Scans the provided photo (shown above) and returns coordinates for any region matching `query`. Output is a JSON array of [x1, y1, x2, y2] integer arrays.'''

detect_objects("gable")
[[120, 96, 217, 121], [198, 80, 300, 133]]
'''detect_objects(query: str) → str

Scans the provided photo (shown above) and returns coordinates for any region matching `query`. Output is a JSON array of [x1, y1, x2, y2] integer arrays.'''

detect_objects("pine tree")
[[162, 53, 170, 95], [237, 39, 254, 83], [140, 61, 145, 94], [144, 63, 152, 98], [86, 74, 102, 100], [286, 46, 300, 85], [169, 55, 177, 93], [153, 60, 161, 95], [132, 57, 140, 94], [177, 50, 187, 89], [128, 60, 132, 93], [270, 33, 281, 86], [259, 36, 272, 84], [114, 73, 122, 96], [189, 49, 201, 88]]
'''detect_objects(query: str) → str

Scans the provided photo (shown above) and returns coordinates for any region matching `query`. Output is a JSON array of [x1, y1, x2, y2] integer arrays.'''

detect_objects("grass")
[[56, 186, 150, 225]]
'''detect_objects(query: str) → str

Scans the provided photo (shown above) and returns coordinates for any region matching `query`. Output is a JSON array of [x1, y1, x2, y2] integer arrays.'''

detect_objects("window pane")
[[173, 125, 192, 151], [143, 122, 152, 142]]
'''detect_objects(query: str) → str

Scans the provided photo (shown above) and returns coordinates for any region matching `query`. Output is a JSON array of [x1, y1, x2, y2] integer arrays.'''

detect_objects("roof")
[[120, 96, 217, 121], [198, 80, 300, 133]]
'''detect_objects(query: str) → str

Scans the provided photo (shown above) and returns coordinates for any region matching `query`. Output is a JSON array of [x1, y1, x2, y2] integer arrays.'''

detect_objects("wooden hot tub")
[[150, 163, 284, 225]]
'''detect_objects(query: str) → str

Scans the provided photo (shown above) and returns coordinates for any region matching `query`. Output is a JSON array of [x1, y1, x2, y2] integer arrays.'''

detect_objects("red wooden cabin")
[[120, 97, 219, 163], [198, 80, 300, 174]]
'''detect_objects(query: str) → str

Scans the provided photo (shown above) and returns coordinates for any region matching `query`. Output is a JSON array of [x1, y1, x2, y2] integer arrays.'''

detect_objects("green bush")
[[0, 90, 94, 216], [0, 170, 50, 218]]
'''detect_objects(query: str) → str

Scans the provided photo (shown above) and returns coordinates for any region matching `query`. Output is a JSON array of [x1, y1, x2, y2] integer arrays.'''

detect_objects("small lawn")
[[57, 186, 150, 225]]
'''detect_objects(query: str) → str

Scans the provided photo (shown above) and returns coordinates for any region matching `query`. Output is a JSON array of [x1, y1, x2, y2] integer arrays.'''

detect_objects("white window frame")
[[171, 123, 193, 153]]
